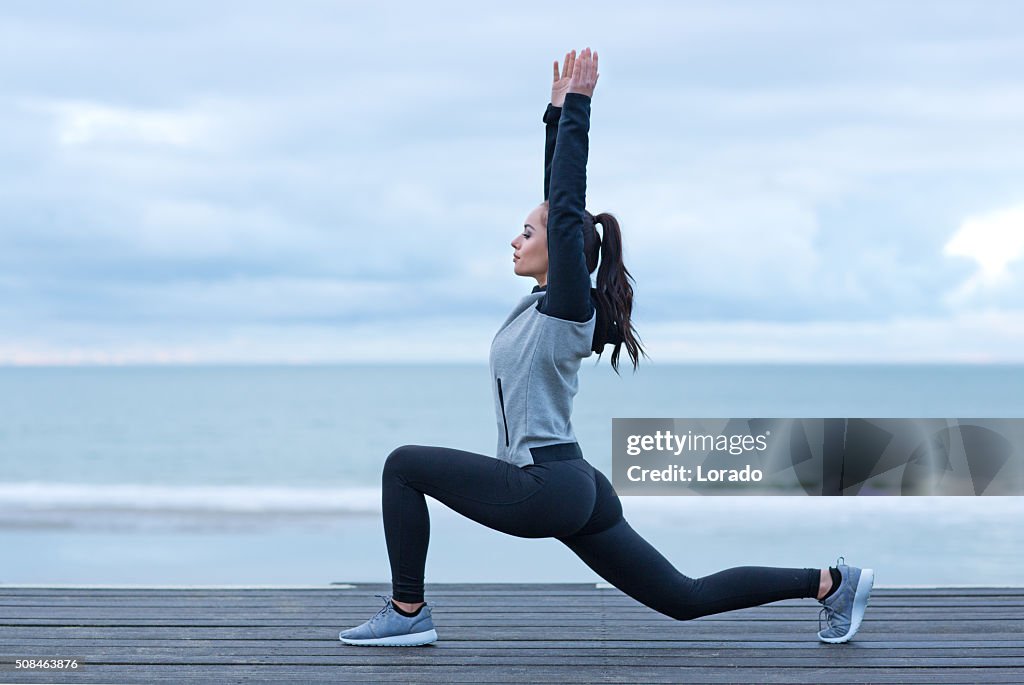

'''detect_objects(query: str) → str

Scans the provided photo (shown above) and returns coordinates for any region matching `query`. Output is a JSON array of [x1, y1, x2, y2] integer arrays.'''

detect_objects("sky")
[[2, 0, 1023, 364]]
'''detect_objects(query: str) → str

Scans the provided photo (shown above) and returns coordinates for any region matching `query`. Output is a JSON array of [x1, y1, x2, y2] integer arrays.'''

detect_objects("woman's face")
[[511, 204, 548, 285]]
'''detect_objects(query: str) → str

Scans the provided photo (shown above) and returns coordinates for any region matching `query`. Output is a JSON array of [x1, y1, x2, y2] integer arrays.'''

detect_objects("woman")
[[339, 48, 873, 647]]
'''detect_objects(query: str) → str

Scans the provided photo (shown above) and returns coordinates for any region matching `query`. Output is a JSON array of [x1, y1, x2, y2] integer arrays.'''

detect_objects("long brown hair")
[[541, 202, 648, 374]]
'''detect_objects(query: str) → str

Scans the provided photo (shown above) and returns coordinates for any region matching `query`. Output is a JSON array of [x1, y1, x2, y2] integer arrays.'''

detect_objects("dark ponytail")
[[582, 210, 648, 374]]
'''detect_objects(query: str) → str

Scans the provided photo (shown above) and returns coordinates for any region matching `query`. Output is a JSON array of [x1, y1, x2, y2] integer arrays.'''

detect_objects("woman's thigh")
[[384, 445, 596, 538]]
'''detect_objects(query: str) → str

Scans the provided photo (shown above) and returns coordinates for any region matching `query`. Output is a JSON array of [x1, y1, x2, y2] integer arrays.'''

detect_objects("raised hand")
[[551, 50, 575, 107], [567, 47, 599, 99]]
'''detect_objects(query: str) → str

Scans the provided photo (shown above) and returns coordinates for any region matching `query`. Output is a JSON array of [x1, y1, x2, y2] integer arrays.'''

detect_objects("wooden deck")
[[1, 583, 1021, 684]]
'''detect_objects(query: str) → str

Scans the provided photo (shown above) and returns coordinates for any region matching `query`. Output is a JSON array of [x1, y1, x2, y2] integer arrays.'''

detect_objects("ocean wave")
[[1, 481, 1019, 532], [0, 481, 381, 521]]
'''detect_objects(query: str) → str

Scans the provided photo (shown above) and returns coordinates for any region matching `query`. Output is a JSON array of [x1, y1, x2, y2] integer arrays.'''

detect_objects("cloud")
[[34, 99, 211, 146], [617, 180, 823, 301], [4, 308, 1023, 365], [944, 204, 1024, 304], [639, 309, 1024, 363], [2, 1, 1024, 363]]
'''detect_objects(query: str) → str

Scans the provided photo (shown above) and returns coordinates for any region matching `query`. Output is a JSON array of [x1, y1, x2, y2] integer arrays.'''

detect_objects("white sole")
[[819, 568, 874, 644], [339, 628, 438, 646]]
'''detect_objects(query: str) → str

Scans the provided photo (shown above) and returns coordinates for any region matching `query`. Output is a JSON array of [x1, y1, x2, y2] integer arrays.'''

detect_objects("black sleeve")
[[536, 92, 595, 324], [543, 103, 560, 201]]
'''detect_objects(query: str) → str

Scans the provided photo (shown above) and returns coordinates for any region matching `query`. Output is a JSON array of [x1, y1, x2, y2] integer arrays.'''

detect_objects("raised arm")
[[538, 48, 599, 324]]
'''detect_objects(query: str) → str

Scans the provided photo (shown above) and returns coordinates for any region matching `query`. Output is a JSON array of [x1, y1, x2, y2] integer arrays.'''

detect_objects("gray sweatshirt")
[[488, 93, 597, 468]]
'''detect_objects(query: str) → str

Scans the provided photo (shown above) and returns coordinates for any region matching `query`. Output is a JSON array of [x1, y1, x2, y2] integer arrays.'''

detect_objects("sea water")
[[1, 363, 1022, 587]]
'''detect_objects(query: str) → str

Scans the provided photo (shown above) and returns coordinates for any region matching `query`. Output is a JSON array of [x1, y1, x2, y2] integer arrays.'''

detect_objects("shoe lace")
[[370, 593, 437, 621], [370, 594, 394, 624], [818, 555, 846, 633], [818, 604, 835, 633]]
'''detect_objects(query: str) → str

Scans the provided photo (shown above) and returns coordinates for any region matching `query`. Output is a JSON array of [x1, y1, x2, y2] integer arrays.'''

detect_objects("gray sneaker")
[[339, 594, 438, 647], [818, 556, 874, 643]]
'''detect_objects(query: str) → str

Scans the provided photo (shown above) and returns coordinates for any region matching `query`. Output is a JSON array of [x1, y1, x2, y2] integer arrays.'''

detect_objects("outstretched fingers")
[[567, 46, 599, 96], [554, 50, 576, 84], [554, 51, 576, 84]]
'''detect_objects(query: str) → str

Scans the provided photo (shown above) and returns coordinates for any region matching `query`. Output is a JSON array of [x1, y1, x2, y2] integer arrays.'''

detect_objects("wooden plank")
[[3, 638, 1022, 649], [0, 610, 1018, 623], [4, 613, 1022, 625], [3, 644, 1024, 656], [2, 626, 1024, 643], [1, 664, 1023, 684], [3, 652, 1024, 667]]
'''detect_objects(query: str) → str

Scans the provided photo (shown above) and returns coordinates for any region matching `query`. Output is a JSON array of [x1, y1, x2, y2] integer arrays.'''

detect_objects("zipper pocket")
[[497, 377, 510, 447]]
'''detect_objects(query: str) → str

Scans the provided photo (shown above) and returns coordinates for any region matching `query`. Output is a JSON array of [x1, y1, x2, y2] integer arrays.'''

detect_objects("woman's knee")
[[383, 444, 421, 479], [659, 579, 712, 621], [632, 577, 703, 622], [666, 599, 704, 622]]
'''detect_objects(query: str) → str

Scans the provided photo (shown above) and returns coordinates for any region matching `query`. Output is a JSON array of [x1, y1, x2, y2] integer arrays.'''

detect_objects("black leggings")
[[382, 444, 821, 618]]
